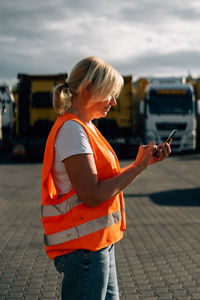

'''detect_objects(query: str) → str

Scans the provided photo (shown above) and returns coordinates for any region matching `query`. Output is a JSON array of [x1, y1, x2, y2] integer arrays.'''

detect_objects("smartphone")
[[165, 129, 177, 143], [153, 129, 177, 157]]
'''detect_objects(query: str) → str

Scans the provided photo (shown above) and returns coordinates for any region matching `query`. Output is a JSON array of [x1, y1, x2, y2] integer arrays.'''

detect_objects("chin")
[[97, 115, 106, 119]]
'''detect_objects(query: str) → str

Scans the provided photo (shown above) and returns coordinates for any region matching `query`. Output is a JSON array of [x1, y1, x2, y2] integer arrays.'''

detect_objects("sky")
[[1, 0, 200, 86]]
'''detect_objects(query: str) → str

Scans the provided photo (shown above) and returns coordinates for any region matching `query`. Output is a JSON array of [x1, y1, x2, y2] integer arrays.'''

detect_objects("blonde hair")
[[53, 56, 124, 114]]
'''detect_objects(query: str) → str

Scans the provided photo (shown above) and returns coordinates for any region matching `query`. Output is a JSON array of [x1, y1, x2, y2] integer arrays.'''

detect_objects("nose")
[[110, 96, 117, 106]]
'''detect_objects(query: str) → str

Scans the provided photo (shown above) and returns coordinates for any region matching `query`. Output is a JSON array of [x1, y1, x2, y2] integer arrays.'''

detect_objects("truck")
[[95, 75, 142, 158], [12, 73, 67, 159], [135, 77, 198, 152], [0, 85, 15, 151], [195, 79, 200, 150], [188, 77, 200, 151]]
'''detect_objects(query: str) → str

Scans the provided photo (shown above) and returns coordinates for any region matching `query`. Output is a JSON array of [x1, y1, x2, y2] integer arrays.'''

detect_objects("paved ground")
[[0, 152, 200, 300]]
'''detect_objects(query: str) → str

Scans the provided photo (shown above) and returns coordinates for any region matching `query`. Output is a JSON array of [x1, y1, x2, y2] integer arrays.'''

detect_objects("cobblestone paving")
[[0, 153, 200, 300]]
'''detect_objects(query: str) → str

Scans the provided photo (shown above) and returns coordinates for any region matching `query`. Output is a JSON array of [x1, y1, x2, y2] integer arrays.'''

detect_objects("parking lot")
[[0, 152, 200, 299]]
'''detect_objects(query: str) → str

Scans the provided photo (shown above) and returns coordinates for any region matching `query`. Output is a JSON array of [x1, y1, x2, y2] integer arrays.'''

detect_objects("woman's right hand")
[[134, 142, 156, 171]]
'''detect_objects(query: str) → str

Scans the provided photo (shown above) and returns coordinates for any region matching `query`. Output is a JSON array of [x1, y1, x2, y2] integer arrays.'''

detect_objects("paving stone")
[[7, 292, 23, 298], [121, 287, 138, 294], [0, 284, 10, 290], [154, 287, 169, 294], [24, 296, 39, 300], [139, 297, 157, 300], [123, 295, 139, 300], [190, 294, 200, 298], [41, 298, 58, 300], [157, 297, 173, 300], [42, 292, 57, 297], [174, 297, 191, 300]]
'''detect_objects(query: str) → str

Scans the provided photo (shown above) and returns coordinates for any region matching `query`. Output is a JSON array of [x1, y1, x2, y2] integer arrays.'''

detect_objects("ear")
[[86, 81, 93, 91], [82, 80, 93, 99], [83, 80, 92, 92]]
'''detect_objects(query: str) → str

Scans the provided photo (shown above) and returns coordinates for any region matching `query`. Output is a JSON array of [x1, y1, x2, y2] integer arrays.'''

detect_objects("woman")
[[41, 56, 171, 300]]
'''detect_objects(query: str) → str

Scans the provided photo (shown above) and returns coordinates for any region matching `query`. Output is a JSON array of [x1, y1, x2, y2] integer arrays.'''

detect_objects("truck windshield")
[[148, 89, 193, 115]]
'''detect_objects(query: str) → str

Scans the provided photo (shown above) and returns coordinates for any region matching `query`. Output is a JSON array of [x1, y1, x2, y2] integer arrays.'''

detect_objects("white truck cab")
[[142, 77, 196, 152], [0, 85, 15, 150]]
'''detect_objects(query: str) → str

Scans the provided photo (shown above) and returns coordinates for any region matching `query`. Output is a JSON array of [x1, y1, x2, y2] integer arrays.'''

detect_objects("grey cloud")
[[119, 0, 200, 24], [0, 1, 65, 37], [115, 50, 200, 77], [172, 6, 200, 21]]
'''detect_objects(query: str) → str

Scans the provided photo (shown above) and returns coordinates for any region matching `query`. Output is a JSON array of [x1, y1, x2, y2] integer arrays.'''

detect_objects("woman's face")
[[87, 96, 117, 119]]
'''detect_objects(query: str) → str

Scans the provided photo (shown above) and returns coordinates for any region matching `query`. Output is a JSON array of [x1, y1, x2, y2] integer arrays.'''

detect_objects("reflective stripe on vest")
[[44, 210, 122, 246], [41, 194, 81, 217]]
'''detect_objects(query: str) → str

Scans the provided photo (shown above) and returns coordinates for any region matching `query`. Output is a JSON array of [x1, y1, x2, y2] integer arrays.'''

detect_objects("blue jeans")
[[54, 245, 120, 300]]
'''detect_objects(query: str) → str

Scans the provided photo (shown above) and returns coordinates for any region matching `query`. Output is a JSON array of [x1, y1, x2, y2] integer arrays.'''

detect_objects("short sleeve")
[[54, 120, 93, 161]]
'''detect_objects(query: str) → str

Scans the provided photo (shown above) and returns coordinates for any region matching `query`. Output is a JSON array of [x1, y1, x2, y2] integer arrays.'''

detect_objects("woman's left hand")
[[149, 140, 172, 165]]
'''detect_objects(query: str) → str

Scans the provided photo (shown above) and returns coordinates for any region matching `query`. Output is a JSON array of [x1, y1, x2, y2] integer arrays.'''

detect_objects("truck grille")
[[156, 123, 187, 130]]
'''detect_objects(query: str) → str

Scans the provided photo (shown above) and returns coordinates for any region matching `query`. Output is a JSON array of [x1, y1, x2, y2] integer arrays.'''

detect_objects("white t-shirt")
[[52, 120, 96, 196]]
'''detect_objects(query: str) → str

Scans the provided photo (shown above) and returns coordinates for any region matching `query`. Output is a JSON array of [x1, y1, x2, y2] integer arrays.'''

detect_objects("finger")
[[147, 142, 156, 153], [164, 142, 172, 155], [152, 146, 160, 158], [160, 142, 172, 158], [157, 147, 164, 159], [152, 145, 158, 154], [168, 138, 172, 145], [139, 145, 144, 151], [160, 144, 168, 157], [148, 141, 155, 147]]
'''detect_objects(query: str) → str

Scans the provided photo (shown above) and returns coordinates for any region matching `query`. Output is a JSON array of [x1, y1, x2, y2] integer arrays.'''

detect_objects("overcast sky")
[[1, 0, 200, 85]]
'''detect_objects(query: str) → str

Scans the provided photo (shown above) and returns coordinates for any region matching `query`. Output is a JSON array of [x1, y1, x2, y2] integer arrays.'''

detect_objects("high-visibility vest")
[[41, 113, 126, 260]]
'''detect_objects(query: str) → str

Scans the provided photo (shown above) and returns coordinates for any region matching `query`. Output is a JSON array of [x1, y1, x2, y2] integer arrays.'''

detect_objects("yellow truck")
[[12, 73, 67, 159]]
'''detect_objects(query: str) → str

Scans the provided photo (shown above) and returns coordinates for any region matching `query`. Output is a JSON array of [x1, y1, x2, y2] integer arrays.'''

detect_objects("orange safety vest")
[[41, 113, 126, 260]]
